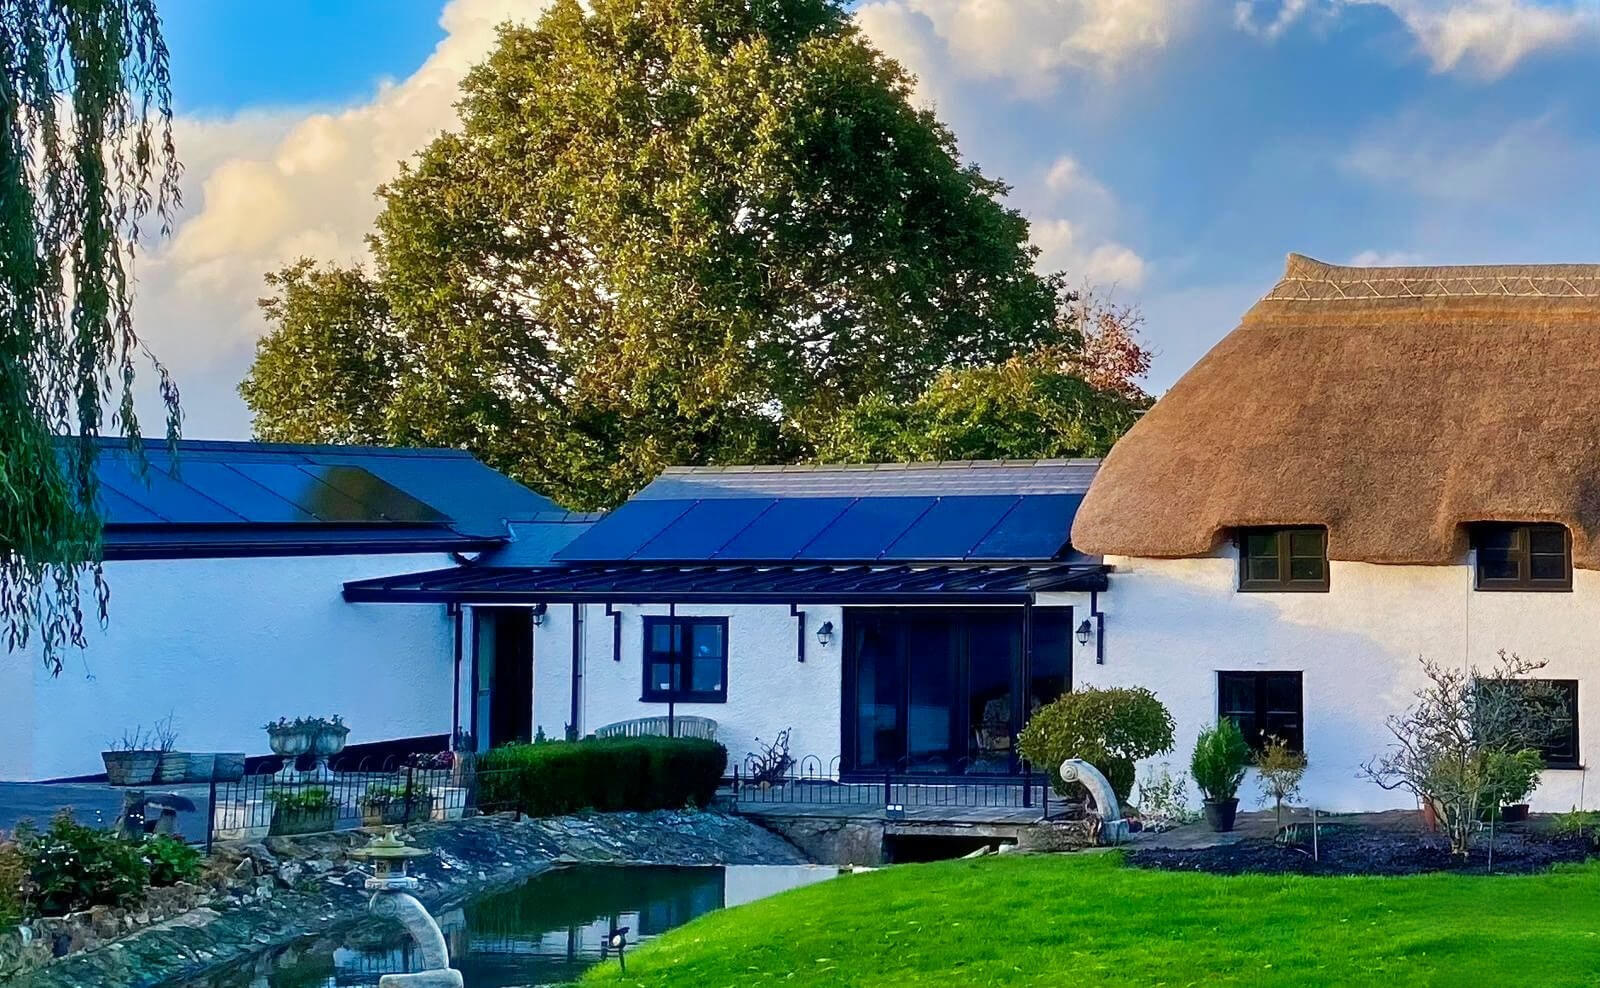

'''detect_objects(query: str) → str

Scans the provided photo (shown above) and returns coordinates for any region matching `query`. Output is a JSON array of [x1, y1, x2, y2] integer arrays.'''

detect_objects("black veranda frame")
[[1472, 523, 1573, 592], [641, 615, 729, 703]]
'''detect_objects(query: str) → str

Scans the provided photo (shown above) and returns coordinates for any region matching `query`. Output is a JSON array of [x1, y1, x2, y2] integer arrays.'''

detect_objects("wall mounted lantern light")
[[815, 620, 835, 647], [1076, 618, 1093, 646], [531, 602, 548, 627]]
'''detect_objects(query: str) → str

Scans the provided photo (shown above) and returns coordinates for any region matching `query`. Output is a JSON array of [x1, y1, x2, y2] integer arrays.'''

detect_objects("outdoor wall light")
[[1076, 618, 1093, 646], [815, 620, 835, 647], [531, 602, 548, 627]]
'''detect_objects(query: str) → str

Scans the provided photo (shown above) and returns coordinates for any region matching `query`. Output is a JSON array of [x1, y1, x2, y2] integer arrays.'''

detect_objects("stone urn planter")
[[310, 717, 350, 776], [102, 750, 160, 786], [265, 718, 317, 775]]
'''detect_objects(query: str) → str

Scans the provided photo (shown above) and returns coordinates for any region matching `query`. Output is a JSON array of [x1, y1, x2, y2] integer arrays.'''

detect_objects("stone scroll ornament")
[[1059, 758, 1130, 844]]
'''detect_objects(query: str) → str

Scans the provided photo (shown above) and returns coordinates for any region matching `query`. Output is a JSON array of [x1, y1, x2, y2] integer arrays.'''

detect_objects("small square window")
[[1239, 527, 1329, 592], [642, 616, 729, 703], [1218, 671, 1304, 752], [1473, 524, 1571, 592]]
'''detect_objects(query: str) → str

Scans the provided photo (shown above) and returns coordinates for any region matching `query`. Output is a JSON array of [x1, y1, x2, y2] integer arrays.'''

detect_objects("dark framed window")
[[1218, 671, 1304, 752], [1486, 679, 1580, 769], [642, 616, 728, 703], [1238, 527, 1328, 592], [1473, 524, 1572, 592]]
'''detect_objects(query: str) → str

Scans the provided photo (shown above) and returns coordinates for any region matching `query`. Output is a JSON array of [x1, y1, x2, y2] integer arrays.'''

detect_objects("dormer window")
[[1473, 524, 1571, 592], [1238, 527, 1329, 592]]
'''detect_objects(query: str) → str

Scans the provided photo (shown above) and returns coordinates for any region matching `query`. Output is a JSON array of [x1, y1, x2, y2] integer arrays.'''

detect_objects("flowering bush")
[[141, 834, 200, 887], [20, 812, 148, 916]]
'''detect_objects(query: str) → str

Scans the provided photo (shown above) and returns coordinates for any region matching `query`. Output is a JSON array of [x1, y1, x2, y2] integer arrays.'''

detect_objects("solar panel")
[[227, 463, 382, 521], [883, 495, 1022, 560], [310, 465, 448, 522], [797, 497, 935, 560], [554, 499, 698, 561], [97, 484, 165, 524], [163, 462, 319, 523], [96, 457, 246, 524], [630, 498, 776, 560], [966, 494, 1081, 559], [713, 497, 855, 560]]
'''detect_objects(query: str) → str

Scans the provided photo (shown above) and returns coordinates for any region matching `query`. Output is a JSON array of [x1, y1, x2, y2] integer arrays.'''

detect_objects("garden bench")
[[593, 716, 718, 741]]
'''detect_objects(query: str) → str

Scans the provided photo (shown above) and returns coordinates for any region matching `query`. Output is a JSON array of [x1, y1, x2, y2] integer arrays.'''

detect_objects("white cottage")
[[1073, 254, 1600, 812], [347, 461, 1108, 776], [0, 439, 575, 781]]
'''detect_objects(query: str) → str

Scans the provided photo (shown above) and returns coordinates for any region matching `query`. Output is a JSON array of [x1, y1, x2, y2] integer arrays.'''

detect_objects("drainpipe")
[[569, 604, 583, 738], [449, 603, 463, 747]]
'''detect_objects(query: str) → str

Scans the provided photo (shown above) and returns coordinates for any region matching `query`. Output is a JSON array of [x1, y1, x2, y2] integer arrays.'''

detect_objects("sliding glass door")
[[843, 607, 1071, 775]]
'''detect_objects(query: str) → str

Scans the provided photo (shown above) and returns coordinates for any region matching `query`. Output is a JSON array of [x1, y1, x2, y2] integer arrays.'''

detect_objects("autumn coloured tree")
[[2, 0, 181, 673]]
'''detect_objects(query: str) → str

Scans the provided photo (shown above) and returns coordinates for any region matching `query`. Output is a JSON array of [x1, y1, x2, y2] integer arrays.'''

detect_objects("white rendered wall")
[[1084, 550, 1600, 813], [3, 553, 457, 781], [531, 598, 1102, 772]]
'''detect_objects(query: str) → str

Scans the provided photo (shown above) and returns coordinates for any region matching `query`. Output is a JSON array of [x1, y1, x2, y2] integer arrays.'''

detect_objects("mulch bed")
[[1126, 822, 1597, 876]]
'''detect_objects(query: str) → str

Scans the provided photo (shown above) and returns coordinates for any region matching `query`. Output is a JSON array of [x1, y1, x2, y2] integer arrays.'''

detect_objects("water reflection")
[[182, 864, 836, 987]]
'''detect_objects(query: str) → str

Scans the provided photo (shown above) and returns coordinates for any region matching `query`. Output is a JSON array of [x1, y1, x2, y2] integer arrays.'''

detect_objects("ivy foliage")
[[2, 0, 181, 672], [240, 0, 1081, 510]]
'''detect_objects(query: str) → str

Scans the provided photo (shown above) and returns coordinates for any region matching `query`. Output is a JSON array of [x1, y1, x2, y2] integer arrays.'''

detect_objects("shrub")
[[21, 812, 148, 916], [1255, 736, 1308, 829], [141, 834, 201, 887], [268, 787, 334, 812], [0, 836, 25, 924], [1191, 719, 1251, 803], [1018, 686, 1175, 803], [478, 736, 727, 817], [1135, 765, 1198, 826]]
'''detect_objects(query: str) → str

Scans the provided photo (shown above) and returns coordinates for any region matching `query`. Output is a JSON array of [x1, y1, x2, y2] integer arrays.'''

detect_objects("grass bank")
[[586, 851, 1600, 986]]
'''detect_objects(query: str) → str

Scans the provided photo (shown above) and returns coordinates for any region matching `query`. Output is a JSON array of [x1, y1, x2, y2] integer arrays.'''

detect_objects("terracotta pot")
[[1203, 797, 1239, 832], [1420, 799, 1443, 831]]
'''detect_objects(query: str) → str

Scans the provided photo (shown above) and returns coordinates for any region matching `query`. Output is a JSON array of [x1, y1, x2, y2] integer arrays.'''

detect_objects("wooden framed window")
[[1218, 671, 1304, 752], [1473, 524, 1572, 592], [1238, 527, 1329, 592], [642, 616, 728, 703]]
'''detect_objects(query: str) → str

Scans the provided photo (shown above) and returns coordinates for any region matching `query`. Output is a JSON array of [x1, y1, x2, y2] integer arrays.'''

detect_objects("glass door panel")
[[851, 615, 903, 771], [905, 617, 959, 773], [966, 613, 1021, 773]]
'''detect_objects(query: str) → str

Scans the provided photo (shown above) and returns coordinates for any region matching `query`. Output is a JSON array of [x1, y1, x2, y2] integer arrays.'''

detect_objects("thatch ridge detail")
[[1072, 253, 1600, 569]]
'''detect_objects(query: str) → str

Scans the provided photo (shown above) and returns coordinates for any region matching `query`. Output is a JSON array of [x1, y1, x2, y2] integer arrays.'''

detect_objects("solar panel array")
[[97, 455, 449, 526], [554, 493, 1083, 563]]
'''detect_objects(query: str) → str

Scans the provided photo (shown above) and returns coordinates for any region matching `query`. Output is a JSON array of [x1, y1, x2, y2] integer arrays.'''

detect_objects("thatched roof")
[[1073, 253, 1600, 568]]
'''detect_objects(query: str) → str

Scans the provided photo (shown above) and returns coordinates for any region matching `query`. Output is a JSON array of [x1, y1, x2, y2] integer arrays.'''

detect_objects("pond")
[[177, 863, 838, 987]]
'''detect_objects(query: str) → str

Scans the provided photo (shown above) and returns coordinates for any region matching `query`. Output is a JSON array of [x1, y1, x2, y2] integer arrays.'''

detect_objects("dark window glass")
[[1217, 671, 1304, 752], [1239, 527, 1328, 592], [1485, 679, 1580, 769], [1473, 524, 1571, 591], [641, 616, 728, 703]]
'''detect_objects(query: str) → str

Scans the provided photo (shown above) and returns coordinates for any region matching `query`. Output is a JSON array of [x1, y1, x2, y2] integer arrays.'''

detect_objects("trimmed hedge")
[[478, 736, 727, 817]]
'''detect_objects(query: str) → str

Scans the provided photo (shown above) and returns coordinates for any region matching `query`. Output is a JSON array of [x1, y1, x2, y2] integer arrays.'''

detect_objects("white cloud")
[[1032, 218, 1148, 288], [855, 0, 1193, 97], [133, 0, 549, 438], [1232, 0, 1598, 78], [1341, 111, 1600, 201]]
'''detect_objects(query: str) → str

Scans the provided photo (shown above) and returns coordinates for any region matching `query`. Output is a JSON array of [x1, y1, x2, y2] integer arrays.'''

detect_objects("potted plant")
[[309, 715, 349, 768], [265, 717, 318, 774], [1486, 748, 1542, 824], [1254, 736, 1308, 833], [102, 724, 166, 786], [1191, 719, 1251, 832], [151, 716, 188, 783], [268, 787, 338, 836], [360, 783, 429, 827]]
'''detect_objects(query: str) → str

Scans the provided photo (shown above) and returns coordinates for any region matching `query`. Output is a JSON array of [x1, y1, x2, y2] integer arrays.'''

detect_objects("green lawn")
[[584, 852, 1600, 986]]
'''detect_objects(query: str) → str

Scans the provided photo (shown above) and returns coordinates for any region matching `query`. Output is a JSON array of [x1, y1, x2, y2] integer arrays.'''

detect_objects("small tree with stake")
[[1361, 651, 1569, 860]]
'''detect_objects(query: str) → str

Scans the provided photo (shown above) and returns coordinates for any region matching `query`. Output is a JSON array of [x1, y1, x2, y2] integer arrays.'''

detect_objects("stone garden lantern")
[[350, 830, 463, 987]]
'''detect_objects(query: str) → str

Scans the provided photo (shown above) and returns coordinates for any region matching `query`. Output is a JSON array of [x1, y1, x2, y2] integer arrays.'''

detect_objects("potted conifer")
[[1192, 719, 1252, 832]]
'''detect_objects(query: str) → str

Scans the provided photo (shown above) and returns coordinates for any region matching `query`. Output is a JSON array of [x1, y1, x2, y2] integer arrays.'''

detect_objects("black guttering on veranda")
[[342, 561, 1109, 605]]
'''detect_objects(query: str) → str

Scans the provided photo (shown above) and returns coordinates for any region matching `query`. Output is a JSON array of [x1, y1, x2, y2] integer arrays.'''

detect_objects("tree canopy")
[[243, 0, 1117, 509], [2, 0, 181, 673]]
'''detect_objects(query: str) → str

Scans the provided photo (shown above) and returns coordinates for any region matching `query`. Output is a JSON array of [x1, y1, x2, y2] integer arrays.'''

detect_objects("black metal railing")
[[728, 753, 1055, 815], [204, 753, 479, 851]]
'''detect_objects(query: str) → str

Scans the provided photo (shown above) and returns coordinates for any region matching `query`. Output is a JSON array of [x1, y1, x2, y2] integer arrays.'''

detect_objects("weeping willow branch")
[[1, 0, 181, 674]]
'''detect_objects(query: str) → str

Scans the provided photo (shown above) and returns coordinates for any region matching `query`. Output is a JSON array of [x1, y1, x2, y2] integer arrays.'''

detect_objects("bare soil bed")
[[1127, 821, 1596, 876]]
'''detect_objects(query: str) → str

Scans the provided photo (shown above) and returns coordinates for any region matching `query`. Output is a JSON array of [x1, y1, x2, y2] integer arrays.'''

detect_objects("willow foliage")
[[1, 0, 181, 673]]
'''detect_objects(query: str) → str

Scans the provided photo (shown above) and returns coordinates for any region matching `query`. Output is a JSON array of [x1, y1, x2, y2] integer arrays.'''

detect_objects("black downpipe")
[[450, 603, 463, 747], [570, 603, 583, 738]]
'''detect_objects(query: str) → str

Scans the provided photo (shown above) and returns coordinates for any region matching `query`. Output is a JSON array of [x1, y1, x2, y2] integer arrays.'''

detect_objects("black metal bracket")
[[790, 603, 806, 663], [1090, 590, 1106, 665], [605, 602, 621, 662]]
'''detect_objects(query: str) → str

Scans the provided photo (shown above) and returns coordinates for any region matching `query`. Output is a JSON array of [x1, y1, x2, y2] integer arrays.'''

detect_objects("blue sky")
[[135, 0, 1600, 439]]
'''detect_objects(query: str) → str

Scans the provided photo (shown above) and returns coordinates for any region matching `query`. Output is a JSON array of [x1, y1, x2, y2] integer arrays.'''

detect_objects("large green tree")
[[242, 0, 1075, 509], [2, 0, 181, 673]]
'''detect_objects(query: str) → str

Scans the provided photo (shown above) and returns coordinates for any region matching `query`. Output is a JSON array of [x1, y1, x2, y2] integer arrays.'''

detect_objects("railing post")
[[204, 774, 218, 855], [1022, 762, 1033, 809], [883, 771, 892, 807]]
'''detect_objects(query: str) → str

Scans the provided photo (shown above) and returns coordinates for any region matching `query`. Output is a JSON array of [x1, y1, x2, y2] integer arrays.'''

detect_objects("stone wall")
[[3, 810, 807, 988]]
